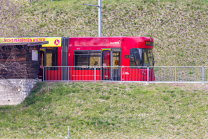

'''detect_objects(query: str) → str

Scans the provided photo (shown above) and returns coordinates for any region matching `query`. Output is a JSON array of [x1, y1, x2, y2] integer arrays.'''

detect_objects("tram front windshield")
[[130, 48, 154, 67], [143, 49, 154, 66]]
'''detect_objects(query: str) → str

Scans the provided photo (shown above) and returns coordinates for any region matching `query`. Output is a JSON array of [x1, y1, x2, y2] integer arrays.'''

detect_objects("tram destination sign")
[[0, 37, 62, 47]]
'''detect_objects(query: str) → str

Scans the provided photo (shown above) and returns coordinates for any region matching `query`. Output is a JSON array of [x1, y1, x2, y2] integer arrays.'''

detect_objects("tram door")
[[101, 48, 121, 81], [111, 49, 121, 81], [101, 49, 110, 80], [38, 48, 46, 80]]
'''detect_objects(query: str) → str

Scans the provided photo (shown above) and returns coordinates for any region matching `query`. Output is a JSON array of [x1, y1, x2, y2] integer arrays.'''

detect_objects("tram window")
[[74, 51, 88, 67], [74, 51, 101, 69], [46, 48, 58, 66], [143, 49, 154, 66], [129, 48, 142, 68], [39, 50, 44, 69], [89, 52, 101, 66]]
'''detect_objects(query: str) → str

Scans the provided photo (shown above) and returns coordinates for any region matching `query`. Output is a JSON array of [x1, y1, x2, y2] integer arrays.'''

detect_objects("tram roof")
[[68, 36, 153, 48]]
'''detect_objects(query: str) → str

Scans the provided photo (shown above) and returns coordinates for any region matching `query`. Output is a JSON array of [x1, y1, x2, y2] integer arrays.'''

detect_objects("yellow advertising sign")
[[0, 37, 62, 47], [42, 37, 62, 47]]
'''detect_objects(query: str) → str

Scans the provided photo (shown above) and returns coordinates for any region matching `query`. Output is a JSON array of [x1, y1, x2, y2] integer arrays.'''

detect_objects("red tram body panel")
[[39, 37, 155, 81]]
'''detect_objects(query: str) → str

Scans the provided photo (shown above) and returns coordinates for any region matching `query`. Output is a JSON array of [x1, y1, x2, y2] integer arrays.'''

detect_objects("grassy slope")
[[1, 1, 208, 138], [0, 82, 208, 138], [2, 0, 208, 66]]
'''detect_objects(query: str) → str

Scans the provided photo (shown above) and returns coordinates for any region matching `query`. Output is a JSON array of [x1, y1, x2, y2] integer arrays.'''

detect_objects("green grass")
[[2, 0, 208, 66], [0, 82, 208, 138]]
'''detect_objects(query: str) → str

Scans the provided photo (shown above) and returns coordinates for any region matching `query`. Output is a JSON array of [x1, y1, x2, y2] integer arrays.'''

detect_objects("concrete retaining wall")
[[0, 79, 37, 105]]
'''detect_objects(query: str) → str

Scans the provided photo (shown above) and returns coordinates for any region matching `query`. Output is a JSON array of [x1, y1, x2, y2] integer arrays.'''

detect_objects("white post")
[[94, 67, 96, 81], [98, 0, 102, 37], [202, 66, 204, 84], [147, 67, 149, 83]]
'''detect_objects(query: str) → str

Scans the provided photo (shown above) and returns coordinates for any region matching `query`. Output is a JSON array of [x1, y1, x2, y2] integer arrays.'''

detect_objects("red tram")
[[39, 37, 155, 81]]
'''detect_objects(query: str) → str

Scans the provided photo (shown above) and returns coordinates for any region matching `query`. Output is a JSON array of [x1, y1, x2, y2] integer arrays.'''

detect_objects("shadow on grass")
[[23, 82, 75, 107], [23, 82, 46, 107]]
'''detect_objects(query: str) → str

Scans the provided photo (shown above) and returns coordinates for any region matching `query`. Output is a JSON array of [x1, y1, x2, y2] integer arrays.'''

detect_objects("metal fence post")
[[68, 66, 69, 81], [175, 66, 176, 84], [121, 66, 122, 82], [147, 66, 149, 83], [202, 66, 204, 84], [94, 67, 96, 81], [43, 66, 44, 82]]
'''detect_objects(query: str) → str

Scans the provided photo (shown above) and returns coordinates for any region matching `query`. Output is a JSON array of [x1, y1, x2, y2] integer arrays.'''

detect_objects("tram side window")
[[74, 51, 88, 67], [74, 51, 101, 69], [46, 48, 58, 67], [129, 48, 142, 68]]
